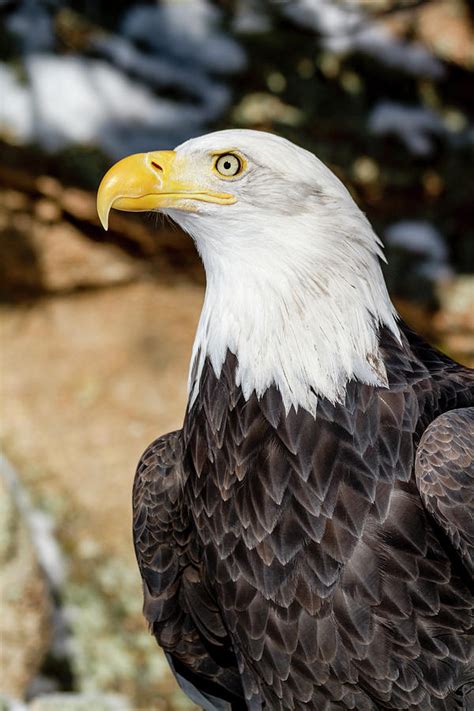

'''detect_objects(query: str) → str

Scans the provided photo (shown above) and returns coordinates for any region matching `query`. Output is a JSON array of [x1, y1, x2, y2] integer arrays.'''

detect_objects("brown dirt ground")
[[1, 279, 202, 561]]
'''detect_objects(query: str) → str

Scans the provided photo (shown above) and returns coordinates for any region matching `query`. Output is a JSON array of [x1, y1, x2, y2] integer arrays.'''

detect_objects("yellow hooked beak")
[[97, 150, 236, 230]]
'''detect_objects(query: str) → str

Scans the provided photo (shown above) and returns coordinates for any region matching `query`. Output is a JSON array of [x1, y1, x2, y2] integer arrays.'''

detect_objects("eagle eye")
[[214, 153, 242, 178]]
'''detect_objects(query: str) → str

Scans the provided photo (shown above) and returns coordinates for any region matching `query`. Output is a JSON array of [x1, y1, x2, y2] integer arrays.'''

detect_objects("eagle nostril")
[[151, 161, 163, 172]]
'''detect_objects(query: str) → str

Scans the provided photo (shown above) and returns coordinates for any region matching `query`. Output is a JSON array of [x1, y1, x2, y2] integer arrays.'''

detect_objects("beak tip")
[[97, 204, 110, 231]]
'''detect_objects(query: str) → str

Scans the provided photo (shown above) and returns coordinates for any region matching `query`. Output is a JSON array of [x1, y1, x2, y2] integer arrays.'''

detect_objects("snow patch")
[[6, 0, 54, 53], [284, 0, 444, 79], [0, 54, 226, 157], [368, 102, 445, 156], [385, 221, 447, 260], [92, 35, 230, 122], [385, 221, 452, 282], [0, 0, 244, 158], [122, 0, 245, 74]]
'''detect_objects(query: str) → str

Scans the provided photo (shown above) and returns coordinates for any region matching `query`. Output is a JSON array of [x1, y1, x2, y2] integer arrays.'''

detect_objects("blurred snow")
[[385, 221, 452, 282], [0, 0, 244, 157], [417, 261, 453, 282], [92, 35, 230, 123], [285, 0, 444, 79], [386, 220, 447, 259], [122, 1, 245, 74], [0, 0, 450, 161], [0, 55, 214, 157], [6, 0, 54, 53], [368, 102, 445, 156], [0, 44, 237, 158], [33, 54, 218, 155]]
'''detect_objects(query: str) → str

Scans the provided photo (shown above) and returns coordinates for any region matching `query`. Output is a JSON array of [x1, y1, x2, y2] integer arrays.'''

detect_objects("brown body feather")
[[133, 324, 474, 710]]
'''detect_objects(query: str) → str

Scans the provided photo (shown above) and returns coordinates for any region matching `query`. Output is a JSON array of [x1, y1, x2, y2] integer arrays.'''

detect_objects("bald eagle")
[[97, 130, 473, 710]]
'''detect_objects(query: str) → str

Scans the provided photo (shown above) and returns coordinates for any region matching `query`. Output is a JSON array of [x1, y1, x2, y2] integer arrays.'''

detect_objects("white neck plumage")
[[178, 205, 399, 417]]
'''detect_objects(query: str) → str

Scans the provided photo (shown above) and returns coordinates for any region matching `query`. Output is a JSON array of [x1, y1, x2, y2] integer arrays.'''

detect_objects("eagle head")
[[98, 129, 374, 255], [97, 129, 399, 414]]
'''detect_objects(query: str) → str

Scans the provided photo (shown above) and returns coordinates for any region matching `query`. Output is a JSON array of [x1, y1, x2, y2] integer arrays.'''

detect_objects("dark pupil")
[[224, 161, 231, 170]]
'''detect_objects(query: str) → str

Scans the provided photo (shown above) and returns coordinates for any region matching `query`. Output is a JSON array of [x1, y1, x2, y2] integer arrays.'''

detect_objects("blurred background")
[[0, 1, 473, 709]]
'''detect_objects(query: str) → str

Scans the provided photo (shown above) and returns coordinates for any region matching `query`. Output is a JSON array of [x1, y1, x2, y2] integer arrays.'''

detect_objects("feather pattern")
[[415, 408, 474, 575], [133, 324, 474, 709]]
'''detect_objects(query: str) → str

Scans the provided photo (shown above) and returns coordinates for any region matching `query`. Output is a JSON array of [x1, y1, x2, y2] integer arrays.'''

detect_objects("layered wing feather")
[[416, 407, 474, 574], [133, 431, 246, 710]]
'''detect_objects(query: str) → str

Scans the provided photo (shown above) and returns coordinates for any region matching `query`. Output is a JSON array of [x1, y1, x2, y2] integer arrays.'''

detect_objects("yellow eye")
[[215, 153, 242, 177]]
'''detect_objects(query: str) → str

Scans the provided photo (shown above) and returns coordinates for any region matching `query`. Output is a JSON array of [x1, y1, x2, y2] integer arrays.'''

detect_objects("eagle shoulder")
[[133, 430, 187, 610], [133, 431, 246, 710], [416, 407, 474, 574]]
